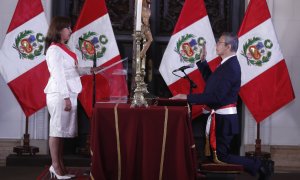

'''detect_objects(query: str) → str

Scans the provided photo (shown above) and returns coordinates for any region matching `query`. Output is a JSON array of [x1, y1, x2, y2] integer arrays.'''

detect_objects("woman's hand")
[[64, 98, 72, 111], [90, 66, 103, 74]]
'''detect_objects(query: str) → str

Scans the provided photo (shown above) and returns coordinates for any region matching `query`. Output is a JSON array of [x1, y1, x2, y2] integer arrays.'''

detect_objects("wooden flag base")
[[13, 133, 39, 156], [13, 145, 39, 156], [13, 118, 39, 156]]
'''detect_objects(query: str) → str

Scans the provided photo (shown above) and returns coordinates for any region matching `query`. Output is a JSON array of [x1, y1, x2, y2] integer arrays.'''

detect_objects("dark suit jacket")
[[187, 56, 241, 135]]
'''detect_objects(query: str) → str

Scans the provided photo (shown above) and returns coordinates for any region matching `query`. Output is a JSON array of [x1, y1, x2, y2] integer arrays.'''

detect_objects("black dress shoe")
[[258, 166, 268, 180], [265, 159, 274, 175], [258, 160, 274, 180]]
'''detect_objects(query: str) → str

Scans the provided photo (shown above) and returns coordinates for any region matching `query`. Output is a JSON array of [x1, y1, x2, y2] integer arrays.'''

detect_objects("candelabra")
[[131, 31, 148, 107], [131, 0, 152, 107]]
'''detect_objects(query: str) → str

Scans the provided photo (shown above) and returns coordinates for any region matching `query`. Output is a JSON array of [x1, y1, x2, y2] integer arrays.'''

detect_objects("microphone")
[[172, 64, 194, 72]]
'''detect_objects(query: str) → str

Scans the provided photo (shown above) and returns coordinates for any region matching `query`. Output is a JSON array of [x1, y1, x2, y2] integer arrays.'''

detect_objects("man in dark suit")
[[172, 32, 273, 179]]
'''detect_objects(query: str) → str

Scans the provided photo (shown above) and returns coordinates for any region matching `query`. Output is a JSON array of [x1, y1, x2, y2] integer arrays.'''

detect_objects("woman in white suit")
[[44, 16, 95, 179]]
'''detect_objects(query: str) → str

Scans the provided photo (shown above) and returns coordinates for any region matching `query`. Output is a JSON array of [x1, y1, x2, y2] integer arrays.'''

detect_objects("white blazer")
[[44, 45, 88, 98]]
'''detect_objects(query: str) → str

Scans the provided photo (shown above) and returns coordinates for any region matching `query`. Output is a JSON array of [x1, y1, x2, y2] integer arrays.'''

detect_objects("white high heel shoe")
[[65, 174, 76, 178], [49, 166, 71, 179]]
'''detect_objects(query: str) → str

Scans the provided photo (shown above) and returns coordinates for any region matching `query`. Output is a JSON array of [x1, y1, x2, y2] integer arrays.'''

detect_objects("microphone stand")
[[181, 69, 197, 94], [181, 69, 197, 121]]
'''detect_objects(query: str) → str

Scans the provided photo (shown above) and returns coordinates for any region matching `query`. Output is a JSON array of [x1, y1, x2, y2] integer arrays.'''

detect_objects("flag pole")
[[77, 38, 96, 156], [93, 46, 96, 108], [245, 122, 271, 159], [78, 38, 97, 107], [13, 117, 39, 155], [255, 122, 262, 154]]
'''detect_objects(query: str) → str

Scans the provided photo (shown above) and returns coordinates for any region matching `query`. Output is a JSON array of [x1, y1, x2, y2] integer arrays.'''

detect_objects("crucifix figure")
[[140, 0, 153, 59], [131, 0, 153, 107]]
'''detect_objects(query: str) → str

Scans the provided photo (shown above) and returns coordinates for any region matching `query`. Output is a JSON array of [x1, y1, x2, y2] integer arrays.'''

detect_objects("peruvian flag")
[[159, 0, 220, 119], [0, 0, 49, 117], [237, 0, 295, 122], [68, 0, 128, 118]]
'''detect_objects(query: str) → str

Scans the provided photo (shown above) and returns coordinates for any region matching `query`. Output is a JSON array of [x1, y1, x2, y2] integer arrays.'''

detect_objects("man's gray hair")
[[222, 32, 239, 52]]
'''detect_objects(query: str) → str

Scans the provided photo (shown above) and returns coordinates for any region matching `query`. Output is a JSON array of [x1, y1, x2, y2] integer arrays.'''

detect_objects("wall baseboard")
[[0, 139, 20, 166], [243, 145, 300, 172], [0, 139, 48, 167], [271, 145, 300, 172]]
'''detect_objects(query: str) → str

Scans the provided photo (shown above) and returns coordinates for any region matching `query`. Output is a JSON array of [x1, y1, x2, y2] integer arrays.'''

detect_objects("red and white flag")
[[237, 0, 295, 122], [68, 0, 128, 118], [159, 0, 220, 119], [0, 0, 49, 117]]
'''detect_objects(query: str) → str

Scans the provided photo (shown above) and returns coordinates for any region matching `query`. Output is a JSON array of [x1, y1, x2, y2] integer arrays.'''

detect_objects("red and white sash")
[[51, 42, 78, 65], [203, 104, 237, 152]]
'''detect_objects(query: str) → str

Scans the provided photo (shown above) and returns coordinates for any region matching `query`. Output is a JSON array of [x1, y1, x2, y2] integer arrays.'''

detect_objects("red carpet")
[[36, 166, 91, 180]]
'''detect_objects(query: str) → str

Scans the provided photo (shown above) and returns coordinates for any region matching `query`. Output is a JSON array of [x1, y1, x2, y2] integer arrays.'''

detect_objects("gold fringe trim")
[[114, 103, 121, 180], [90, 149, 93, 156], [90, 172, 94, 180], [159, 106, 168, 180], [212, 151, 226, 164], [204, 136, 211, 156]]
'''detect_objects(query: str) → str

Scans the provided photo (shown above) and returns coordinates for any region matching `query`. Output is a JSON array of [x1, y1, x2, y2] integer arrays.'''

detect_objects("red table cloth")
[[90, 103, 196, 180]]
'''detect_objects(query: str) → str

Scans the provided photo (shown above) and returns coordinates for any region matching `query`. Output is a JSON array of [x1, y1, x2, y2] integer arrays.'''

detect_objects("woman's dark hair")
[[44, 16, 71, 54]]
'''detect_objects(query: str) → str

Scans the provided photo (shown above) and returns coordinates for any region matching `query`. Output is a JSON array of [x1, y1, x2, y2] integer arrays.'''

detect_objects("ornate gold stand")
[[131, 0, 154, 107], [131, 31, 148, 107]]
